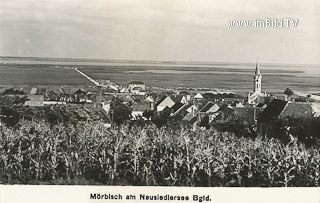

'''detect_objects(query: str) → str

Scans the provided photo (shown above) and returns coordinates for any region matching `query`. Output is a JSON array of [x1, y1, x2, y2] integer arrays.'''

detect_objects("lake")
[[0, 57, 319, 93]]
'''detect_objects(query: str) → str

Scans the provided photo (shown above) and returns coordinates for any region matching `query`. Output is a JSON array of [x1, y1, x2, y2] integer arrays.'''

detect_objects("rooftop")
[[258, 99, 288, 122], [170, 102, 184, 114], [200, 101, 216, 113], [132, 102, 151, 111], [129, 81, 144, 85]]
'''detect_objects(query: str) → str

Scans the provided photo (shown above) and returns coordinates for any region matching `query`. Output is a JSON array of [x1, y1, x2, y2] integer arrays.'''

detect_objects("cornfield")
[[0, 120, 319, 186]]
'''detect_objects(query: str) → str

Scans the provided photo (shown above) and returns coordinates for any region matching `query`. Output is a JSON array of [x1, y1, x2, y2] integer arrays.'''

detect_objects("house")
[[131, 95, 145, 102], [199, 101, 220, 114], [144, 96, 155, 111], [25, 95, 44, 106], [257, 99, 319, 138], [43, 101, 67, 105], [230, 101, 244, 108], [131, 101, 152, 119], [178, 91, 191, 102], [233, 107, 264, 125], [189, 117, 198, 131], [74, 88, 87, 95], [101, 101, 111, 114], [45, 89, 59, 101], [30, 87, 37, 95], [171, 95, 188, 104], [193, 93, 204, 100], [170, 102, 185, 116], [145, 96, 155, 103], [181, 115, 198, 131], [131, 87, 145, 95], [128, 81, 145, 92], [184, 103, 198, 116], [209, 105, 234, 125], [172, 103, 198, 121], [155, 95, 175, 112]]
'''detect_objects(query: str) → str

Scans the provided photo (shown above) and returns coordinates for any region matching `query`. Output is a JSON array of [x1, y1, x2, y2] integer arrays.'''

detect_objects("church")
[[248, 60, 266, 104]]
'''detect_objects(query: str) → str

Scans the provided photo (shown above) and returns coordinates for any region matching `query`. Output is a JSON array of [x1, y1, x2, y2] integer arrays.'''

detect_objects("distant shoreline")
[[1, 56, 319, 67]]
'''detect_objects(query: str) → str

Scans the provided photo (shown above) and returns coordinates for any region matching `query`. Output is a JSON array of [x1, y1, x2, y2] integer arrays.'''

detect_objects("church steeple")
[[248, 59, 265, 104], [255, 59, 261, 75], [253, 59, 262, 94]]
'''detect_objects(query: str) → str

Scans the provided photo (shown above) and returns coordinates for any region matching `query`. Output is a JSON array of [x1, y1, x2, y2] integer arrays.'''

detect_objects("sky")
[[0, 0, 319, 64]]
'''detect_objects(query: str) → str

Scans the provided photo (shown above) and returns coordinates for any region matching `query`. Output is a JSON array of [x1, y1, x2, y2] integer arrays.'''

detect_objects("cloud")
[[0, 0, 319, 64]]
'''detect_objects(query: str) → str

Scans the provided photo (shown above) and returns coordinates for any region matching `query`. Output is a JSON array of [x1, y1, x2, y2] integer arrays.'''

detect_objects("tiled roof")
[[156, 95, 168, 106], [218, 103, 228, 111], [183, 103, 194, 110], [170, 102, 184, 114], [200, 101, 215, 112], [189, 117, 198, 125], [258, 101, 314, 121], [258, 99, 288, 122]]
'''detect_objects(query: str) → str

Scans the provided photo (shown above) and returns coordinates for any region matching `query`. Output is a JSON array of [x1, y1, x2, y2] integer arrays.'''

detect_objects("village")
[[1, 61, 318, 140]]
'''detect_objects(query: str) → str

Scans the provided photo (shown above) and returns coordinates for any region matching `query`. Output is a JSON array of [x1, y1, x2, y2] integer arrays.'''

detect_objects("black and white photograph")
[[0, 0, 319, 202]]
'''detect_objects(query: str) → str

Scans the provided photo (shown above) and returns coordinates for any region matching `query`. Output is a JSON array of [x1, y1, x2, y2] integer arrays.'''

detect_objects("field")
[[1, 120, 319, 186], [0, 57, 319, 93]]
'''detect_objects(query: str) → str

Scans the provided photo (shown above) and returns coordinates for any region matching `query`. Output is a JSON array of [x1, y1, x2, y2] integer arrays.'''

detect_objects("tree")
[[1, 106, 21, 127], [284, 88, 294, 97], [151, 108, 171, 128], [111, 98, 132, 125], [143, 110, 154, 120], [3, 88, 25, 95]]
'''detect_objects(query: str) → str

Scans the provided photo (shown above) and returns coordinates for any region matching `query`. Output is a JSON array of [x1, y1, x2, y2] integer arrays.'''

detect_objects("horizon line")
[[0, 55, 319, 66]]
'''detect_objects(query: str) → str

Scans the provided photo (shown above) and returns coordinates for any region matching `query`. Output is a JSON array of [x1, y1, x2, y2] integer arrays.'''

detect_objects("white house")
[[155, 95, 175, 112]]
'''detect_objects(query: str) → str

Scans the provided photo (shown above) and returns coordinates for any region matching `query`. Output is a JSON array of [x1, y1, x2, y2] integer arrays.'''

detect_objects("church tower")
[[253, 60, 262, 94], [248, 59, 264, 104]]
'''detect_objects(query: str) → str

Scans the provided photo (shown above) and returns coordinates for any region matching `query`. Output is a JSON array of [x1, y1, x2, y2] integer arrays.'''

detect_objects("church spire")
[[255, 59, 261, 75]]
